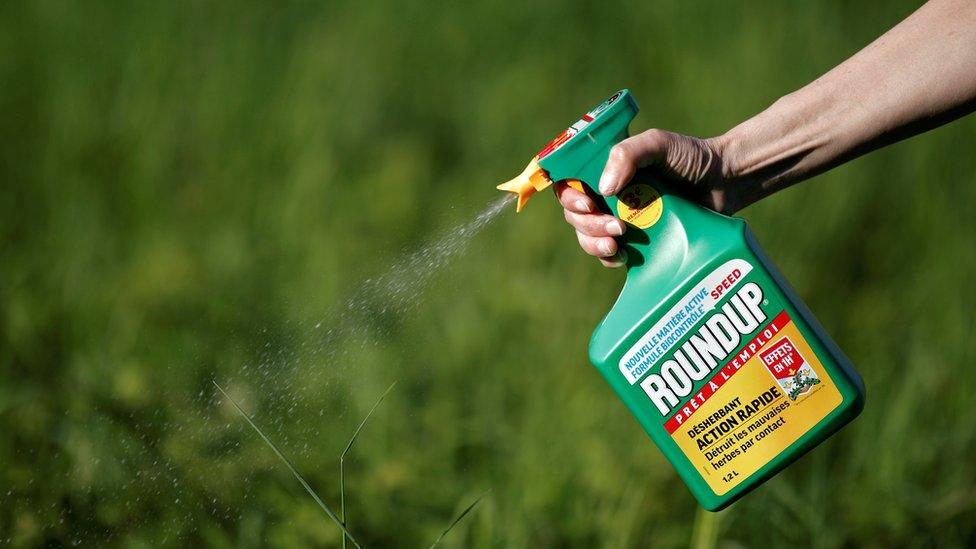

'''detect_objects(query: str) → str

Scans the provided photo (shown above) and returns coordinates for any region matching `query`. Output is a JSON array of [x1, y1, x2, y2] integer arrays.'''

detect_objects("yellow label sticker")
[[665, 312, 841, 495], [616, 184, 663, 229]]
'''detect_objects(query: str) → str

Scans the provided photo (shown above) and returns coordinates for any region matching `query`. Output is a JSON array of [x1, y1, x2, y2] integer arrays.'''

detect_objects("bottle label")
[[619, 259, 842, 495], [537, 91, 624, 160], [615, 184, 663, 229]]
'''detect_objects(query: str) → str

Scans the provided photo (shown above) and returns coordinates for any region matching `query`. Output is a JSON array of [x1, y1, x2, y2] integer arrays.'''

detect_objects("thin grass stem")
[[690, 505, 730, 549], [428, 492, 487, 549], [340, 381, 396, 549], [213, 380, 361, 548]]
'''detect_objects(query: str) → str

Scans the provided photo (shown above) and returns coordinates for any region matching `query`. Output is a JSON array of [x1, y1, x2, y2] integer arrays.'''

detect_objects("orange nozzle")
[[496, 156, 553, 212]]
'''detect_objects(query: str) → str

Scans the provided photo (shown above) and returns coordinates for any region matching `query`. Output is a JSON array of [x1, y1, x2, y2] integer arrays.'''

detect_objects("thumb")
[[598, 129, 671, 196]]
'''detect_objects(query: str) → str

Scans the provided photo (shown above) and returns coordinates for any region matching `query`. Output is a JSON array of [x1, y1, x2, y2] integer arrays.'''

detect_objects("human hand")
[[554, 129, 730, 268]]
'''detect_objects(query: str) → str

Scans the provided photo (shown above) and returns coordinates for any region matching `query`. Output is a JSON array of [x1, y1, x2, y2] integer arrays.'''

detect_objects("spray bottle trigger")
[[566, 180, 585, 193]]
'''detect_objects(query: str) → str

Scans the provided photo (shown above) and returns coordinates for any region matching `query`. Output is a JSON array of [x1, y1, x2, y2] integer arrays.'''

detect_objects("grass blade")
[[690, 505, 728, 549], [340, 381, 396, 549], [428, 492, 487, 549], [212, 380, 361, 548], [342, 381, 397, 459]]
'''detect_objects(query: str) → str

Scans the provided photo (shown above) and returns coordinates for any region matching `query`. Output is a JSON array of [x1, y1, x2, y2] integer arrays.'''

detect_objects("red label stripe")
[[663, 310, 791, 434]]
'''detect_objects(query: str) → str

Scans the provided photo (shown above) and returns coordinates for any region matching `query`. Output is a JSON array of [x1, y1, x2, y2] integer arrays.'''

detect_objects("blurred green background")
[[2, 0, 975, 547]]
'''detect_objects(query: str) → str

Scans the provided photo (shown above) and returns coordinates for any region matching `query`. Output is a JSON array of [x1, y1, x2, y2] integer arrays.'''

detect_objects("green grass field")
[[2, 1, 975, 546]]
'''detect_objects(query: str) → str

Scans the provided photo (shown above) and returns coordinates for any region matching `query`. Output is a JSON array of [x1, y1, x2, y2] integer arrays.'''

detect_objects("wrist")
[[703, 129, 746, 214], [707, 91, 805, 213]]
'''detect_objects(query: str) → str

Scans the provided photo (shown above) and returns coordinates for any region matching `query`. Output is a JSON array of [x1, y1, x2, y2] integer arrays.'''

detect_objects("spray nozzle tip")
[[497, 156, 553, 212]]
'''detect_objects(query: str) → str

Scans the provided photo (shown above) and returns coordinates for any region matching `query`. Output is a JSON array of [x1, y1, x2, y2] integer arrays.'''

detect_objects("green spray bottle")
[[498, 90, 864, 511]]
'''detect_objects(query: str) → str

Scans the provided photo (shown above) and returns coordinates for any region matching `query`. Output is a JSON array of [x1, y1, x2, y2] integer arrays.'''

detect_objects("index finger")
[[553, 181, 594, 214]]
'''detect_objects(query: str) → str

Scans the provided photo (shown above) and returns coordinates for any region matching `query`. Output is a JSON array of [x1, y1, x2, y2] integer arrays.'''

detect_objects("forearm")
[[718, 0, 976, 211]]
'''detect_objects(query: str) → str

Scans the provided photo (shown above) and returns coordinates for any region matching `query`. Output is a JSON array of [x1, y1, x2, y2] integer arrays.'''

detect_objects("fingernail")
[[605, 220, 625, 236], [599, 239, 614, 256], [598, 170, 617, 195], [609, 248, 629, 267], [575, 199, 590, 213]]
